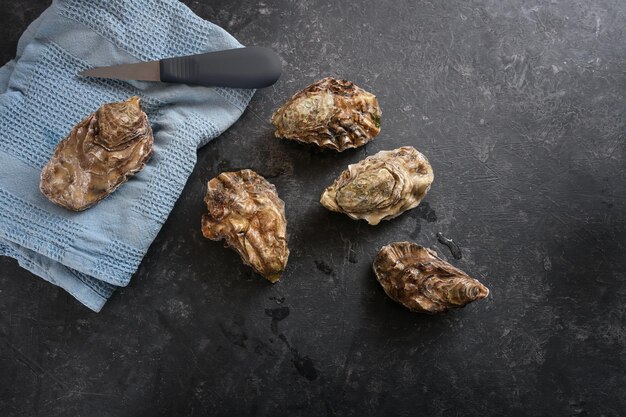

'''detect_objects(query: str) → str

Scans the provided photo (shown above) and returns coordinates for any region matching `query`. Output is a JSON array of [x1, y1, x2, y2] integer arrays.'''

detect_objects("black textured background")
[[1, 1, 625, 416]]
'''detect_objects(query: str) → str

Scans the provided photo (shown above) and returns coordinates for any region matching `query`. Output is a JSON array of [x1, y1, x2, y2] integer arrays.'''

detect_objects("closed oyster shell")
[[201, 169, 289, 283], [271, 77, 381, 152], [373, 242, 489, 314], [40, 96, 152, 211], [320, 146, 433, 225]]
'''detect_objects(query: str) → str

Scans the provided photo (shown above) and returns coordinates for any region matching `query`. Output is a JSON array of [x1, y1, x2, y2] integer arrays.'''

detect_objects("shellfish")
[[40, 96, 153, 211], [373, 242, 489, 314], [201, 169, 289, 283], [320, 146, 434, 225], [271, 77, 381, 152]]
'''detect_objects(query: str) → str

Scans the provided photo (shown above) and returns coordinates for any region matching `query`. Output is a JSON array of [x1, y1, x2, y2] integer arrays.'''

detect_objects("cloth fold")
[[0, 0, 254, 311]]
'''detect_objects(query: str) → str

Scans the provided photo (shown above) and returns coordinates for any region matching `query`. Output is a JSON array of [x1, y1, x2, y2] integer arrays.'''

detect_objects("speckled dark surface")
[[1, 1, 625, 416]]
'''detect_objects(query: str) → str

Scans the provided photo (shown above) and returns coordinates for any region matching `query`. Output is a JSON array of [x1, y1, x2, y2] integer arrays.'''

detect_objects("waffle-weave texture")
[[0, 0, 254, 311]]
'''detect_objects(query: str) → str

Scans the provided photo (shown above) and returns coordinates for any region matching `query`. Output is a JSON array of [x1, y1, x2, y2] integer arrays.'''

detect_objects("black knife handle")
[[160, 46, 281, 89]]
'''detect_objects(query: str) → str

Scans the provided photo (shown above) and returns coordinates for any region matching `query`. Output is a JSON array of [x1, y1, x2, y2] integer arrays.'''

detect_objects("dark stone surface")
[[1, 0, 625, 415]]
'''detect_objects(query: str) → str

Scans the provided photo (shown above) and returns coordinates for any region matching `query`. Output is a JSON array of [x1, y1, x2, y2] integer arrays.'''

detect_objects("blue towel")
[[0, 0, 254, 311]]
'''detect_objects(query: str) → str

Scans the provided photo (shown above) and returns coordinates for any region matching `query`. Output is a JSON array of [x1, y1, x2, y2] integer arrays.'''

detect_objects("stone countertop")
[[1, 0, 625, 416]]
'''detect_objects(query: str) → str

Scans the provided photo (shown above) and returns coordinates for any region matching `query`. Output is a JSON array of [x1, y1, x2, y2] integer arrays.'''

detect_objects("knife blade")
[[78, 46, 282, 89]]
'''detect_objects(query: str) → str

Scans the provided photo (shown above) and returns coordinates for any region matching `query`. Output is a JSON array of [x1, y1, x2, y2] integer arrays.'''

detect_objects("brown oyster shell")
[[40, 96, 153, 211], [373, 242, 489, 314], [320, 146, 434, 225], [201, 169, 289, 283], [271, 77, 381, 152]]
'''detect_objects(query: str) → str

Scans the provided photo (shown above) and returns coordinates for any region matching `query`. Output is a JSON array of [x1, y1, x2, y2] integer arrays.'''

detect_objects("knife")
[[79, 46, 282, 89]]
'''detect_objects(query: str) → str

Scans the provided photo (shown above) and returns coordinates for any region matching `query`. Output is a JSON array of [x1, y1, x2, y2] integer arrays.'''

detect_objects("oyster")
[[271, 77, 381, 152], [320, 146, 433, 225], [40, 96, 153, 211], [201, 169, 289, 283], [373, 242, 489, 314]]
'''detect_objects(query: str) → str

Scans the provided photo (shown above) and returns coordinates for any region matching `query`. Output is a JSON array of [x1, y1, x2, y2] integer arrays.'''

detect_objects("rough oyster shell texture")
[[201, 169, 289, 283], [40, 96, 153, 211], [373, 242, 489, 314], [271, 77, 381, 152], [320, 146, 434, 225]]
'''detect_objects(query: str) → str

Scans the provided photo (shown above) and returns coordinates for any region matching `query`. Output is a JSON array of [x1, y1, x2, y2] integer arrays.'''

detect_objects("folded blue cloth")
[[0, 0, 254, 311]]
